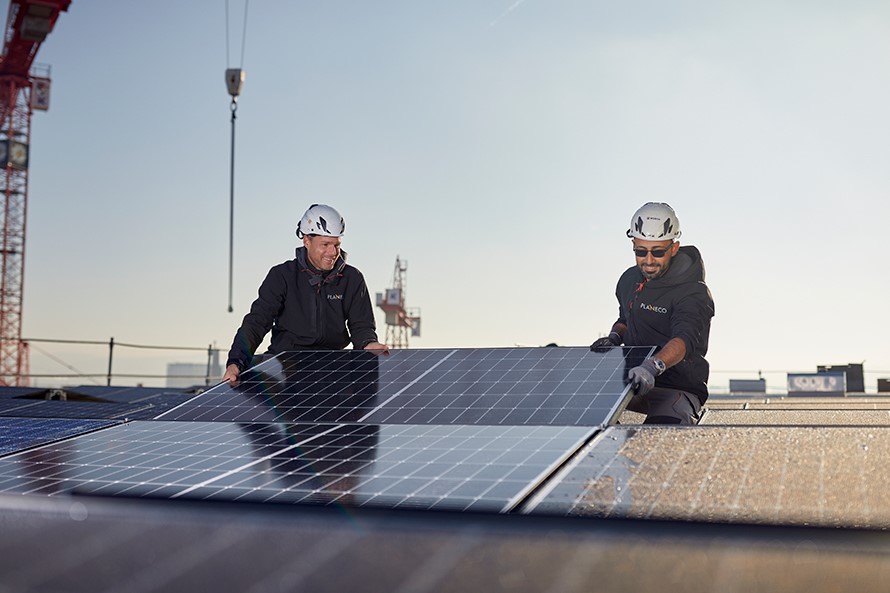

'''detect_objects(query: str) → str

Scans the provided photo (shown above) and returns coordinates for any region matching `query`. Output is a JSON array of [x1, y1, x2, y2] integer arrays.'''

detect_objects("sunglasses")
[[633, 243, 673, 258]]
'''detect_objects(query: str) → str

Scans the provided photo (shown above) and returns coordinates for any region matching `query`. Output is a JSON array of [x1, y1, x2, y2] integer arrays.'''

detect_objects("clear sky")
[[10, 0, 890, 390]]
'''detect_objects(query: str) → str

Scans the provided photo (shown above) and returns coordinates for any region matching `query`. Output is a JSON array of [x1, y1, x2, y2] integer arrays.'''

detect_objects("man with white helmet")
[[223, 204, 388, 383], [590, 202, 714, 424]]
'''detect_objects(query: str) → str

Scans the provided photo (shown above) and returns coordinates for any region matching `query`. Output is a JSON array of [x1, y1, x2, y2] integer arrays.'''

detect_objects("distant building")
[[167, 350, 221, 388]]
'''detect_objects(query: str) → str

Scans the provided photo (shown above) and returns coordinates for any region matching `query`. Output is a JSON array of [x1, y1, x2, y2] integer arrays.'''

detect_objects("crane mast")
[[0, 0, 70, 386], [376, 256, 421, 349]]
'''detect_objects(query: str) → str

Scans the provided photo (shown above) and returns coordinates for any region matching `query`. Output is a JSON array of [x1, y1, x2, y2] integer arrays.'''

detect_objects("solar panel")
[[0, 418, 119, 456], [0, 400, 154, 420], [0, 420, 593, 512], [62, 385, 200, 404], [0, 387, 50, 400], [159, 347, 653, 427]]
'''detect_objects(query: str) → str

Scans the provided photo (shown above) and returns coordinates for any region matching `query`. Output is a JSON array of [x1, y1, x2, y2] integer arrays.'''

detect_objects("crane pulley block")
[[225, 68, 245, 99]]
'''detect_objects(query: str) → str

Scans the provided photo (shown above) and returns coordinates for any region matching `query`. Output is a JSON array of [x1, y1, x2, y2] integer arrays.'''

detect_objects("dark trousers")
[[625, 387, 702, 425]]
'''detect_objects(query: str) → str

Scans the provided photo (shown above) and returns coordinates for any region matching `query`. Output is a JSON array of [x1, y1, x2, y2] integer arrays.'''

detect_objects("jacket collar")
[[295, 246, 347, 286]]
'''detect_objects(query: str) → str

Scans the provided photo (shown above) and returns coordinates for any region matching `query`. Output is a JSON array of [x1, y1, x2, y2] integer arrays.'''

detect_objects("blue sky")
[[12, 1, 890, 390]]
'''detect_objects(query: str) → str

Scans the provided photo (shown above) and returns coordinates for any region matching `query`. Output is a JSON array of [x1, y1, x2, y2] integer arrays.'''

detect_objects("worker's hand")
[[627, 358, 662, 396], [363, 341, 390, 356], [222, 363, 241, 385], [590, 332, 622, 353]]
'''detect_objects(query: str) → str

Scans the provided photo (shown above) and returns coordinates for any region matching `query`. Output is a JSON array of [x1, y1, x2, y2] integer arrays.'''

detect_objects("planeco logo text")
[[639, 302, 668, 314]]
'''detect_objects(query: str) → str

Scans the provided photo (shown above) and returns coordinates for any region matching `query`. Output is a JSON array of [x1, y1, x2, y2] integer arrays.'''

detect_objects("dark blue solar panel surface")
[[0, 420, 593, 512], [0, 418, 119, 456], [0, 400, 42, 414], [63, 385, 200, 404], [0, 400, 153, 420], [159, 347, 653, 426], [0, 387, 50, 400]]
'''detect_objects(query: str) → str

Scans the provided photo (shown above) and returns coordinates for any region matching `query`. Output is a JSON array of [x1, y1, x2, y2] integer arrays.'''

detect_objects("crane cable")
[[226, 0, 249, 70], [225, 0, 250, 313]]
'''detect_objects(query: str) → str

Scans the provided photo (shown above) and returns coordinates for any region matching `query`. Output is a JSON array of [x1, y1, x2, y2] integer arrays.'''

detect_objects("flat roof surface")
[[702, 408, 890, 425]]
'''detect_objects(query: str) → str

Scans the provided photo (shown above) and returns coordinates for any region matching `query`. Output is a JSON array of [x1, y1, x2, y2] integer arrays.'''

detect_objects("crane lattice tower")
[[376, 256, 421, 349], [0, 0, 71, 386]]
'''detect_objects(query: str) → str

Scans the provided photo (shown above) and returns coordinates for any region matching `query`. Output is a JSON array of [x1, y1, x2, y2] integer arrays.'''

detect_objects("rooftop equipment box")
[[729, 379, 766, 394], [817, 363, 864, 393]]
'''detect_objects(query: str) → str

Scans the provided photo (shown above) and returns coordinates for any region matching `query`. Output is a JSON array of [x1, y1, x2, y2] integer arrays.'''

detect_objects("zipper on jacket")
[[629, 281, 646, 319], [315, 283, 325, 344]]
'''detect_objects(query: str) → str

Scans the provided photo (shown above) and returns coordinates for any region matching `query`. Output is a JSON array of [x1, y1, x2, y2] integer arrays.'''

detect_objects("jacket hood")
[[644, 245, 705, 288]]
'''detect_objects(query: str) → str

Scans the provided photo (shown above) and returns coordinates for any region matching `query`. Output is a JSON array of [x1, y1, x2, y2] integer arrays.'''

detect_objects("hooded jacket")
[[615, 245, 715, 402], [226, 247, 379, 371]]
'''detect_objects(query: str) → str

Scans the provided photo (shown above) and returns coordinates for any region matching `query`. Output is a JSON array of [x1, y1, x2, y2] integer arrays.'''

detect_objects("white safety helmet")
[[626, 202, 681, 241], [296, 204, 345, 238]]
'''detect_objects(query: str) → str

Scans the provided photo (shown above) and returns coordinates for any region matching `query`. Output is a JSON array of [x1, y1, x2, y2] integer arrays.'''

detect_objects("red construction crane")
[[0, 0, 70, 386]]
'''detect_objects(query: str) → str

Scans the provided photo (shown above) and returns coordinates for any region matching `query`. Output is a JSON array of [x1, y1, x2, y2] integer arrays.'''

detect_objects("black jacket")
[[226, 248, 379, 371], [615, 245, 714, 402]]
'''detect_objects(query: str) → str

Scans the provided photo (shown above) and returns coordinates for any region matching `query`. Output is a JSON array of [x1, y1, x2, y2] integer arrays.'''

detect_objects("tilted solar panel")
[[158, 347, 653, 427]]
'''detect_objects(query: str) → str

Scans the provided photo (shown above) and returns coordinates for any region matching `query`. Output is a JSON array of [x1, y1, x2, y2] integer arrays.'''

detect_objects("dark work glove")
[[590, 332, 622, 353], [627, 358, 663, 396]]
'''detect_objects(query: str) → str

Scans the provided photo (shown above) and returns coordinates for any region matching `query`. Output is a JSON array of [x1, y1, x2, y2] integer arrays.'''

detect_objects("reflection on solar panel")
[[0, 418, 119, 456], [0, 421, 593, 512], [159, 347, 653, 427]]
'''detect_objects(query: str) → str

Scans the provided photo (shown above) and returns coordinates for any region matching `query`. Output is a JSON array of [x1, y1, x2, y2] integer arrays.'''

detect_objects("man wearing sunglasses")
[[590, 202, 714, 424]]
